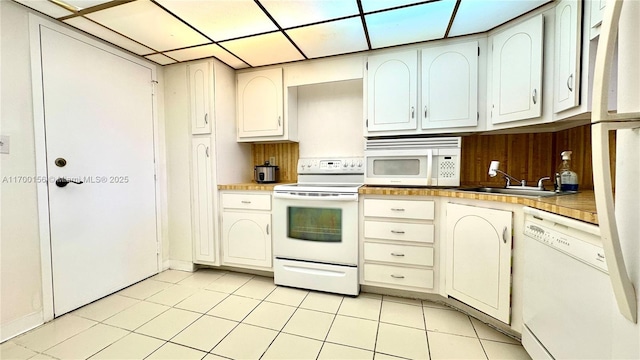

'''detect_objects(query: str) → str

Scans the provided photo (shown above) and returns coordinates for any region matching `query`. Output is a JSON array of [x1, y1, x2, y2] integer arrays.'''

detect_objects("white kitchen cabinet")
[[366, 50, 418, 132], [191, 137, 215, 263], [237, 68, 285, 141], [221, 192, 272, 269], [490, 14, 544, 124], [188, 62, 212, 134], [361, 197, 438, 292], [421, 41, 478, 129], [554, 0, 581, 113], [589, 0, 606, 31], [445, 203, 512, 324]]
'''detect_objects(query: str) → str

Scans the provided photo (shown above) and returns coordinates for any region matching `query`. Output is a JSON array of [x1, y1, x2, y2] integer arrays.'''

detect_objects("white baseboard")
[[0, 311, 43, 343], [168, 260, 195, 272]]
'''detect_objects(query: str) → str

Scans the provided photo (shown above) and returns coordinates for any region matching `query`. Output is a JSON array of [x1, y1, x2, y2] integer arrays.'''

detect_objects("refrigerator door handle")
[[591, 0, 639, 324]]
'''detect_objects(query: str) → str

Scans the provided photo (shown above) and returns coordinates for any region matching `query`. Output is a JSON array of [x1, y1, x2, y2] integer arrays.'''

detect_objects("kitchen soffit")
[[15, 0, 553, 68]]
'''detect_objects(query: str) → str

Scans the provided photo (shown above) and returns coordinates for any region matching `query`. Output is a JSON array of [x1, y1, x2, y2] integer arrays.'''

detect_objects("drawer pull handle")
[[390, 274, 405, 279], [266, 224, 269, 235], [390, 208, 405, 212], [390, 230, 405, 234], [241, 200, 251, 204], [390, 252, 405, 257]]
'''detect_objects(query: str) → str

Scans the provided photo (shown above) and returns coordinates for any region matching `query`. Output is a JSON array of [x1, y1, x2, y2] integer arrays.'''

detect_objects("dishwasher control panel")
[[524, 220, 608, 273]]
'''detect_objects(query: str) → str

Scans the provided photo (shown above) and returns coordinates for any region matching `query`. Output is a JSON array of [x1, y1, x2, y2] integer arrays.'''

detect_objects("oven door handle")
[[273, 192, 358, 201]]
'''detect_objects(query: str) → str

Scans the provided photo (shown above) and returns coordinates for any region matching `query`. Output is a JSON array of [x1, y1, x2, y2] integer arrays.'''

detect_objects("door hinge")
[[151, 80, 158, 95]]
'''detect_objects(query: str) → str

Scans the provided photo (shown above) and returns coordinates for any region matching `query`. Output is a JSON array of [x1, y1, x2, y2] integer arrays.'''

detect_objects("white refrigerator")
[[592, 0, 640, 358]]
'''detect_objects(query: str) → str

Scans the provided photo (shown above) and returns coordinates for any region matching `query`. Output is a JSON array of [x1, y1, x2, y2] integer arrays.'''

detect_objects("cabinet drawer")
[[364, 242, 433, 266], [364, 199, 434, 220], [364, 263, 434, 289], [364, 221, 434, 243], [222, 193, 271, 210]]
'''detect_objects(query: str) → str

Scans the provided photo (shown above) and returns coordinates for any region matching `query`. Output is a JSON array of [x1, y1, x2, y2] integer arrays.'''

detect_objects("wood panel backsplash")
[[251, 143, 299, 183], [461, 124, 616, 189]]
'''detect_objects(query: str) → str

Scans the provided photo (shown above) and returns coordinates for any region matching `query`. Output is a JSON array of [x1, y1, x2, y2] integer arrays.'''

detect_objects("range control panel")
[[298, 157, 364, 174], [524, 220, 608, 273]]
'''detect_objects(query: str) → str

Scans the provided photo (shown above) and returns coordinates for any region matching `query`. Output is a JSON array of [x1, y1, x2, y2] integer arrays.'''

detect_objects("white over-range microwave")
[[364, 137, 461, 187]]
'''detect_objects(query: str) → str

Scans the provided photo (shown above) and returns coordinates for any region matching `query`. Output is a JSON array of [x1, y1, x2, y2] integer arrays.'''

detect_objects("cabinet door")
[[237, 68, 283, 139], [445, 203, 512, 323], [189, 62, 211, 135], [222, 211, 272, 268], [191, 137, 215, 263], [367, 51, 418, 132], [554, 0, 581, 113], [421, 42, 478, 129], [491, 15, 543, 124]]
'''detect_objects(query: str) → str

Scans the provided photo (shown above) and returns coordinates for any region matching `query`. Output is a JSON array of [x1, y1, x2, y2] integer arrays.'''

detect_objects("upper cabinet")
[[421, 42, 478, 129], [554, 0, 581, 113], [366, 50, 418, 133], [237, 67, 297, 142], [589, 0, 607, 37], [365, 40, 480, 137], [189, 62, 212, 134], [490, 14, 544, 125]]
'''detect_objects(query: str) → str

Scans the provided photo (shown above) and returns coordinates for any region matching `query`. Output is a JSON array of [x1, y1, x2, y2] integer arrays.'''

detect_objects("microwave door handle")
[[426, 150, 433, 186]]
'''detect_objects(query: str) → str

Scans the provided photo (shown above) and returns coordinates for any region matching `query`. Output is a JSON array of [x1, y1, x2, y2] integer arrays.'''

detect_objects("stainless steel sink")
[[457, 187, 576, 197]]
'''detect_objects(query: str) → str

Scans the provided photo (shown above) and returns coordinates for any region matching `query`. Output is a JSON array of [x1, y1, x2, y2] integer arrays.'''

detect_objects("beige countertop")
[[218, 183, 598, 225]]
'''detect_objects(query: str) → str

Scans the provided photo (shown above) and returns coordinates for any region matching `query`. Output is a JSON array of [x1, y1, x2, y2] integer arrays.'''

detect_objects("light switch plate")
[[0, 135, 9, 154]]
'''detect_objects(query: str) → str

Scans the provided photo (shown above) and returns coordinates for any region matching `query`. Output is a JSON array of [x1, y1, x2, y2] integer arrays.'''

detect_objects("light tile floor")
[[1, 269, 531, 360]]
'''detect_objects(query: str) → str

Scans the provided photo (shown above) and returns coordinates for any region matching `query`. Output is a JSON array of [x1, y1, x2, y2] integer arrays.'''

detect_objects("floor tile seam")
[[478, 337, 522, 345], [100, 302, 172, 332], [73, 297, 143, 323], [202, 319, 244, 354], [173, 291, 232, 314], [374, 349, 414, 360], [318, 295, 343, 358], [126, 306, 200, 339], [141, 340, 170, 360], [426, 329, 484, 339], [322, 339, 377, 353], [372, 293, 384, 355], [382, 296, 423, 307], [421, 301, 432, 360], [332, 312, 381, 323], [27, 319, 104, 354], [77, 327, 134, 360], [378, 318, 426, 331]]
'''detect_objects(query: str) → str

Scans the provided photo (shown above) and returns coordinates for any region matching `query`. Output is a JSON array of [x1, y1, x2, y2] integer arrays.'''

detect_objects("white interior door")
[[40, 26, 158, 316]]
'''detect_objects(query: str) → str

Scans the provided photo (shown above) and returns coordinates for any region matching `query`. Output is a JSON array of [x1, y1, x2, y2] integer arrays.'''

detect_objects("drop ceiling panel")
[[261, 0, 360, 28], [14, 0, 73, 18], [64, 17, 153, 55], [449, 0, 551, 36], [286, 17, 367, 59], [366, 0, 456, 49], [221, 32, 304, 67], [63, 0, 112, 10], [164, 44, 248, 68], [86, 0, 209, 51], [145, 53, 176, 65], [156, 0, 277, 42], [361, 0, 429, 13]]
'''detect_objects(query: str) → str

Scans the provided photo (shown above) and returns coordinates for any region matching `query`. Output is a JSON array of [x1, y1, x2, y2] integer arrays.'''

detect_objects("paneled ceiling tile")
[[145, 53, 176, 65], [156, 0, 276, 42], [86, 0, 209, 52], [365, 0, 456, 49], [220, 32, 304, 67], [448, 0, 551, 36], [260, 0, 360, 28], [286, 17, 367, 59], [64, 17, 154, 55], [63, 0, 112, 10], [164, 44, 248, 68], [361, 0, 428, 13], [14, 0, 74, 18]]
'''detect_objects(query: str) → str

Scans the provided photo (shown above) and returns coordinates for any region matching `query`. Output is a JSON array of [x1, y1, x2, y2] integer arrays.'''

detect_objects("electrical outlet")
[[0, 135, 9, 154], [269, 156, 276, 165]]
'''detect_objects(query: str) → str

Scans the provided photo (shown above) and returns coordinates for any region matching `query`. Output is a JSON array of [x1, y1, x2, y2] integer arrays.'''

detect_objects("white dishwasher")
[[522, 207, 613, 359]]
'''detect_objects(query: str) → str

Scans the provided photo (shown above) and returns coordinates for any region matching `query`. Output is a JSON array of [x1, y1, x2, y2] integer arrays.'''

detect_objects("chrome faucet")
[[488, 161, 525, 187]]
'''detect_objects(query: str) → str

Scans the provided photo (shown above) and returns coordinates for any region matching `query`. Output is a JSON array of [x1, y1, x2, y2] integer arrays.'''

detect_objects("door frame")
[[28, 15, 167, 321]]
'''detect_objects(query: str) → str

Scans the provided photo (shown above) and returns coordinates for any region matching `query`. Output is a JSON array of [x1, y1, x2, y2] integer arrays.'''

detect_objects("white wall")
[[0, 0, 44, 340], [297, 79, 364, 158]]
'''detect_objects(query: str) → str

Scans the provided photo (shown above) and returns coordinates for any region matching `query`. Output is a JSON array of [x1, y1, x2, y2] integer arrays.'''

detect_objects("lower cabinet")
[[220, 192, 272, 269], [445, 202, 512, 323], [361, 197, 438, 292], [192, 137, 215, 263]]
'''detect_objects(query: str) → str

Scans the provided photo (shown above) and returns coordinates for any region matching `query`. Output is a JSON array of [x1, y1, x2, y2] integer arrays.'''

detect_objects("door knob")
[[55, 177, 83, 187]]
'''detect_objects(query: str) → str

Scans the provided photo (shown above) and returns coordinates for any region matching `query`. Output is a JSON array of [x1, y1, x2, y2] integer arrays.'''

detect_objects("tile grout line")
[[469, 317, 491, 360], [422, 301, 432, 360]]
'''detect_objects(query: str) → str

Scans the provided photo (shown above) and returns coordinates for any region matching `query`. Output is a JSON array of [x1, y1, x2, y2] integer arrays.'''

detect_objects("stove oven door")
[[273, 192, 358, 266]]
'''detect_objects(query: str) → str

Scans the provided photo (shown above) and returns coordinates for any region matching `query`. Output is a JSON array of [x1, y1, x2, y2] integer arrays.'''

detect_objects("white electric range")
[[272, 157, 364, 296]]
